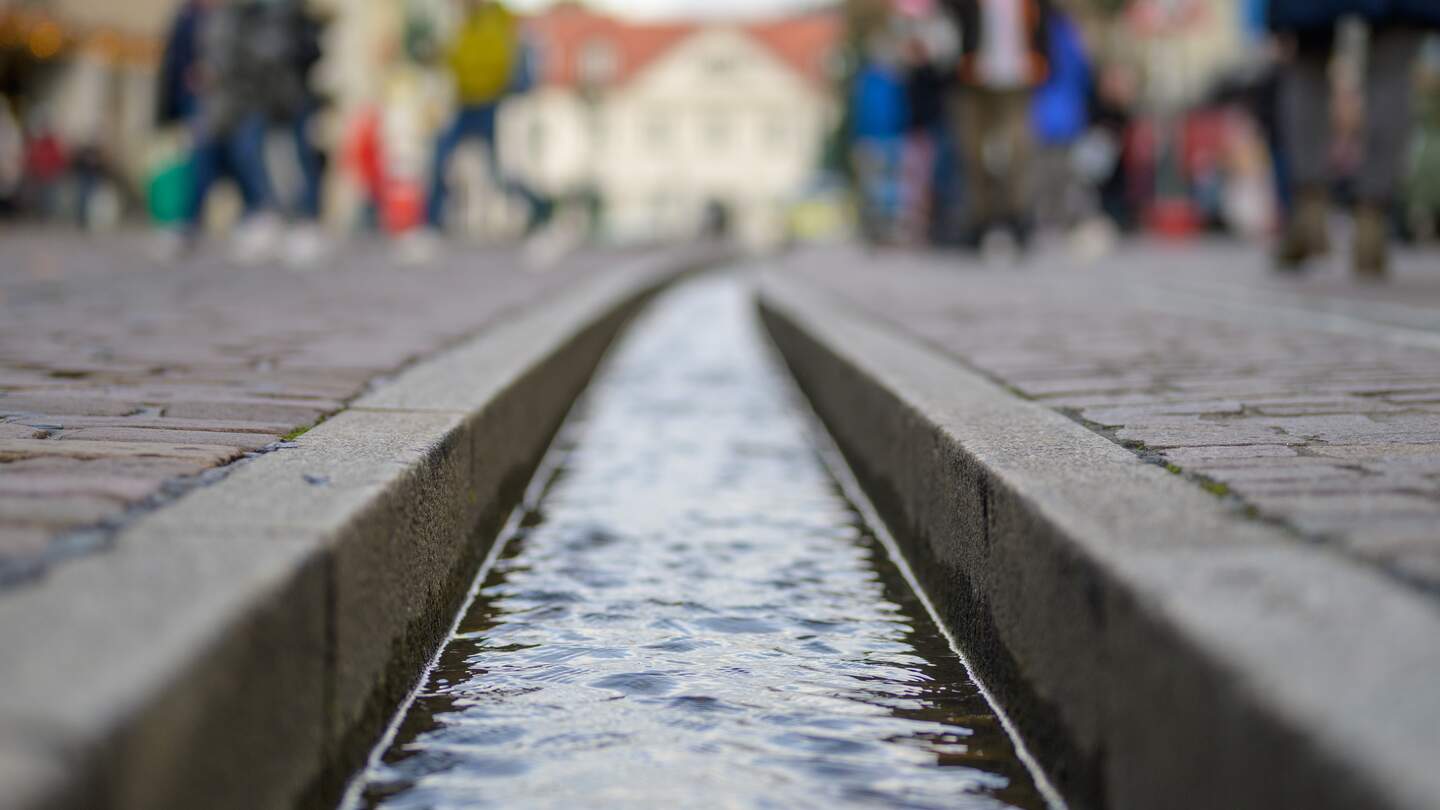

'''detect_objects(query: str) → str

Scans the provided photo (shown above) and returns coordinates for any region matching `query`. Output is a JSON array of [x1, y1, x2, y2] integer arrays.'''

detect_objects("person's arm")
[[156, 9, 195, 125]]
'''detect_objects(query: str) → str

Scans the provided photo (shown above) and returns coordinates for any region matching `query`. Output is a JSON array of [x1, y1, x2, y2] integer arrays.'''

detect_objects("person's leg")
[[1353, 25, 1425, 277], [425, 110, 474, 230], [228, 114, 274, 216], [928, 121, 960, 244], [185, 131, 225, 234], [999, 89, 1036, 242], [1357, 26, 1424, 205], [292, 107, 325, 221], [1277, 29, 1335, 265], [954, 88, 994, 244], [473, 102, 551, 232], [852, 138, 886, 243]]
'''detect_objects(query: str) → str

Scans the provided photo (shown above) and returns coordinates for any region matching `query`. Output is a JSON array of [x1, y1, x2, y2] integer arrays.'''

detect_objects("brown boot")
[[1353, 203, 1390, 281], [1275, 189, 1331, 271]]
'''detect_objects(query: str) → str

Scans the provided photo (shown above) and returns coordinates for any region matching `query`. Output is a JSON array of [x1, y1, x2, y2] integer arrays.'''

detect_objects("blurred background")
[[0, 0, 1436, 266]]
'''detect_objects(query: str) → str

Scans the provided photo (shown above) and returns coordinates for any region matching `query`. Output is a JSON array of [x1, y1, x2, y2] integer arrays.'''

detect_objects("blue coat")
[[851, 63, 908, 141], [156, 2, 206, 125], [1032, 12, 1091, 146], [1267, 0, 1440, 31]]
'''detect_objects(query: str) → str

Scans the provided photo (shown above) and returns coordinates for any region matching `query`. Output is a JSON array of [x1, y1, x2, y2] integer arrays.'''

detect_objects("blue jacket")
[[156, 2, 205, 125], [851, 63, 908, 141], [1267, 0, 1440, 31], [1032, 12, 1091, 146]]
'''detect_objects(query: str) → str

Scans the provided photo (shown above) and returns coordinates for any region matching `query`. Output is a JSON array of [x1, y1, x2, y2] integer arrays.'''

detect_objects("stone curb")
[[0, 246, 721, 810], [758, 270, 1440, 810]]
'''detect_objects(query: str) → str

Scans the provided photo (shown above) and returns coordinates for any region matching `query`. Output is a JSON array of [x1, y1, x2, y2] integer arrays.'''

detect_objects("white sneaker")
[[284, 224, 332, 271], [522, 217, 582, 272], [230, 214, 282, 266], [394, 227, 444, 267]]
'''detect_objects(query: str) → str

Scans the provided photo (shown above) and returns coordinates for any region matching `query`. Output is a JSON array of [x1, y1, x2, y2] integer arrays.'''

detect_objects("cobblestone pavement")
[[0, 229, 650, 587], [775, 241, 1440, 594]]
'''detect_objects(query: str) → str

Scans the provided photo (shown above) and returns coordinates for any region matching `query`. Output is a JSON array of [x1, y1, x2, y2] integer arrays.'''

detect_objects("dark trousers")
[[186, 114, 272, 231], [950, 87, 1035, 228], [1282, 25, 1425, 205], [290, 107, 325, 221]]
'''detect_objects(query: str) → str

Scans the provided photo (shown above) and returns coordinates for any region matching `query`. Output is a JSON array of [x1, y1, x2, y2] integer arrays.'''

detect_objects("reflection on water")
[[347, 276, 1050, 810]]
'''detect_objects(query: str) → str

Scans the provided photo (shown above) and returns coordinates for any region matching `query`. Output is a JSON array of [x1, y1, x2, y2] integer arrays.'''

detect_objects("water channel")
[[343, 276, 1054, 810]]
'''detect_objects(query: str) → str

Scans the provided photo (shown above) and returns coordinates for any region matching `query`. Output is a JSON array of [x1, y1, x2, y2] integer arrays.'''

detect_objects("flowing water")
[[344, 276, 1053, 810]]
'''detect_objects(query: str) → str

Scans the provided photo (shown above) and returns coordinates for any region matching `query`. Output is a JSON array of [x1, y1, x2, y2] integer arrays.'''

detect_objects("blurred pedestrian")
[[417, 0, 543, 249], [1270, 0, 1439, 278], [274, 1, 332, 268], [1029, 6, 1091, 232], [1087, 62, 1139, 234], [895, 0, 960, 245], [849, 31, 908, 245], [0, 98, 20, 215], [161, 0, 287, 262], [942, 0, 1054, 252], [1406, 37, 1440, 241]]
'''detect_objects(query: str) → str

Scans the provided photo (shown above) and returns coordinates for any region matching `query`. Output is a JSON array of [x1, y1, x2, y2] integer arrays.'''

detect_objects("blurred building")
[[1, 0, 166, 220], [505, 5, 841, 247]]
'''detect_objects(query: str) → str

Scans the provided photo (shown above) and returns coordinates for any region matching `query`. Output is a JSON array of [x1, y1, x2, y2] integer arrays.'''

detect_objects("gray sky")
[[506, 0, 837, 20]]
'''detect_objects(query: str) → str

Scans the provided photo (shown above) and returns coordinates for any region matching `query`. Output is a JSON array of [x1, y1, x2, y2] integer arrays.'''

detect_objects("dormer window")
[[579, 39, 618, 86]]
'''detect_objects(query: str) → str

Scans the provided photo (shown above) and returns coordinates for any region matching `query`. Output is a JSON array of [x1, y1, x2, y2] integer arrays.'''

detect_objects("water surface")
[[348, 276, 1050, 810]]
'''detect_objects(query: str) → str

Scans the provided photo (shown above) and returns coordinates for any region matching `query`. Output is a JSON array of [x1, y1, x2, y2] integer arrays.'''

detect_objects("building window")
[[705, 115, 730, 150], [528, 119, 546, 163], [704, 55, 736, 77], [765, 115, 791, 148], [646, 114, 671, 149], [579, 39, 618, 87]]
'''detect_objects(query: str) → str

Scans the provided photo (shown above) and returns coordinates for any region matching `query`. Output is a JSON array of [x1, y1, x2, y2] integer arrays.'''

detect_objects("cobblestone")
[[0, 230, 648, 585], [779, 241, 1440, 592]]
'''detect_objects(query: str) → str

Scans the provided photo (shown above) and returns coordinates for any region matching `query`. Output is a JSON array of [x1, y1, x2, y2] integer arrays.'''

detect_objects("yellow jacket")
[[447, 3, 519, 105]]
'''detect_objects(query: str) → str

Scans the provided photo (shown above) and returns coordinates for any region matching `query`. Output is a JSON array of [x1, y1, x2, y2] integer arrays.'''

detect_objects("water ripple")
[[352, 277, 1047, 809]]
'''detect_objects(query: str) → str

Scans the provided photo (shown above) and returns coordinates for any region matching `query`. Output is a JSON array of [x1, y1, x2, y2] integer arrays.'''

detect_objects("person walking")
[[849, 30, 909, 245], [1270, 0, 1438, 278], [420, 0, 540, 242], [1029, 6, 1091, 233], [272, 0, 331, 267], [896, 0, 961, 246], [154, 0, 263, 258], [173, 0, 304, 263], [941, 0, 1053, 252]]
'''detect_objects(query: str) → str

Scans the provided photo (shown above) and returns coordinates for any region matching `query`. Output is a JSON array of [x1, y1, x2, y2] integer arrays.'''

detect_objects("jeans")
[[291, 107, 325, 221], [852, 137, 904, 243], [186, 114, 272, 231]]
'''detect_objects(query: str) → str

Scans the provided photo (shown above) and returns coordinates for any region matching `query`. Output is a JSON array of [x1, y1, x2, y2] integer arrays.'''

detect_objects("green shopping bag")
[[147, 156, 192, 225]]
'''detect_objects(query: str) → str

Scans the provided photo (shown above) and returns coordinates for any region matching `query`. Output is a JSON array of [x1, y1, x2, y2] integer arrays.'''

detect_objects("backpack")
[[448, 5, 519, 105]]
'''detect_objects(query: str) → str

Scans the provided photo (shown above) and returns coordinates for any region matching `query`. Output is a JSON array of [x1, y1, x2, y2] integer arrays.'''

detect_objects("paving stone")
[[0, 425, 46, 440], [0, 473, 167, 502], [0, 526, 54, 559], [0, 234, 657, 584], [1163, 446, 1303, 463], [782, 244, 1440, 592], [53, 427, 276, 451], [0, 495, 125, 528], [3, 415, 293, 435], [0, 395, 144, 418], [0, 439, 245, 465]]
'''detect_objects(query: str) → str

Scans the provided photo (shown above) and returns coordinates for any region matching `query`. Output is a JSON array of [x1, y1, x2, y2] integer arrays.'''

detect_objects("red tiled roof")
[[742, 13, 842, 87], [525, 4, 840, 90]]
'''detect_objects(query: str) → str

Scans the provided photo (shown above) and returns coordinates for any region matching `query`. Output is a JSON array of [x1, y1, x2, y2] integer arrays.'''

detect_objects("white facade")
[[500, 26, 835, 247]]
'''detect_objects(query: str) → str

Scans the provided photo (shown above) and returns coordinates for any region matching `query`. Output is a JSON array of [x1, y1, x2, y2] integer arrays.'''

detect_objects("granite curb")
[[758, 269, 1440, 810], [0, 245, 722, 810]]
